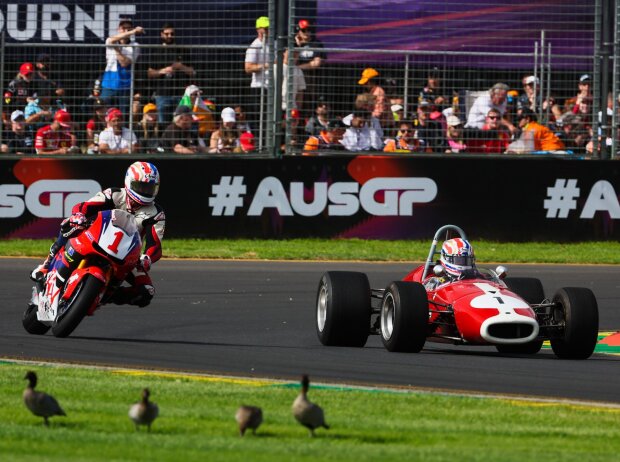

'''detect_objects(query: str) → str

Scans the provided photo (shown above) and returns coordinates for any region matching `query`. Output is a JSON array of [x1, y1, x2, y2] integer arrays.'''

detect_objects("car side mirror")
[[495, 265, 507, 279], [433, 264, 445, 276]]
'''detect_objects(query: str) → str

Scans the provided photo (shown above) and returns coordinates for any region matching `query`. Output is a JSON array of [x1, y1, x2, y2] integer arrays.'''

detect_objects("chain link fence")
[[1, 0, 613, 158]]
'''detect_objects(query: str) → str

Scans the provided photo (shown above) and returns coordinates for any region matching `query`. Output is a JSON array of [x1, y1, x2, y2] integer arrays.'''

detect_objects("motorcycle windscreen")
[[97, 210, 141, 261]]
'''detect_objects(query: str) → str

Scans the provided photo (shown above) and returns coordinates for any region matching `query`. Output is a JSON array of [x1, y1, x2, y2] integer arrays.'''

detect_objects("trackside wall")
[[1, 156, 619, 241]]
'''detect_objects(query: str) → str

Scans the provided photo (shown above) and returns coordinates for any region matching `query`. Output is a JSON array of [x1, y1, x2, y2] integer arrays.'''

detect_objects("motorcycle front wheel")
[[52, 275, 104, 338]]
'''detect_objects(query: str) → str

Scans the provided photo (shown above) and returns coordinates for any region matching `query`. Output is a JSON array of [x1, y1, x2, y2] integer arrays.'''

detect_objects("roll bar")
[[421, 224, 468, 281]]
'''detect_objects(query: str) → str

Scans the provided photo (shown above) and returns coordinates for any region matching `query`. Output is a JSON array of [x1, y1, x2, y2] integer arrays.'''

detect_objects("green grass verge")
[[1, 238, 619, 264], [1, 362, 619, 462]]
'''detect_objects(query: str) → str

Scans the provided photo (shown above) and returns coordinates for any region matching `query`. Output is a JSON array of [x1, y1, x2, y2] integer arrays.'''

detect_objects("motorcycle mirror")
[[495, 265, 507, 279], [433, 264, 445, 276]]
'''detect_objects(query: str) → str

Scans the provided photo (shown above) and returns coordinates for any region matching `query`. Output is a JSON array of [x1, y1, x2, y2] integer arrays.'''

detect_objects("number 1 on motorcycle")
[[107, 231, 124, 254]]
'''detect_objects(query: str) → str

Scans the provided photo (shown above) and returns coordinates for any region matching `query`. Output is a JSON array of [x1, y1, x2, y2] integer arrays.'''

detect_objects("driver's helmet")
[[440, 238, 475, 277], [124, 161, 160, 207]]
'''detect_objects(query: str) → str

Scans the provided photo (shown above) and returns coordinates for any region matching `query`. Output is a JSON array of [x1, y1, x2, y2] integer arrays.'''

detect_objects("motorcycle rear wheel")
[[52, 275, 104, 338]]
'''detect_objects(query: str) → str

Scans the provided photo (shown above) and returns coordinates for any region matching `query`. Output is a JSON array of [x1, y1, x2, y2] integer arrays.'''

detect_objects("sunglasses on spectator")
[[487, 115, 499, 119]]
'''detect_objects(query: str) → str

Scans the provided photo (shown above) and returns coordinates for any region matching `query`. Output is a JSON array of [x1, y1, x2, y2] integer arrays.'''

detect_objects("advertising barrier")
[[1, 156, 619, 241]]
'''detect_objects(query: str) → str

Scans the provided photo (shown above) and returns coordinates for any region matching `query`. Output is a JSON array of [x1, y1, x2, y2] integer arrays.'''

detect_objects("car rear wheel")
[[504, 277, 545, 305], [380, 281, 428, 353], [316, 271, 371, 347], [550, 287, 599, 359]]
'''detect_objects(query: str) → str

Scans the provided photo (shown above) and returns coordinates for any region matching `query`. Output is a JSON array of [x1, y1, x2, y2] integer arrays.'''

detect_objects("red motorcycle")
[[24, 209, 143, 338]]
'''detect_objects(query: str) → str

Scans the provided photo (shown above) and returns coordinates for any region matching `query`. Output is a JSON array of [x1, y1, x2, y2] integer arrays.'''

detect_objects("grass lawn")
[[1, 362, 619, 462], [1, 238, 620, 264]]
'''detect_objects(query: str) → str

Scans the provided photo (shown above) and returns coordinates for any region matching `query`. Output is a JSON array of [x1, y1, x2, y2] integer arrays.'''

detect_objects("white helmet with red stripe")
[[124, 161, 160, 206], [440, 238, 475, 277]]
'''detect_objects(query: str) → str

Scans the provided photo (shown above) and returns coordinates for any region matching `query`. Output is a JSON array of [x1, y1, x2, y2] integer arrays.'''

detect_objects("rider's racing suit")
[[51, 187, 166, 307]]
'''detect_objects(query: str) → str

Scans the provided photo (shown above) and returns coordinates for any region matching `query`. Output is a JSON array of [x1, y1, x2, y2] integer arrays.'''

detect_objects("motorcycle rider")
[[424, 238, 477, 290], [30, 161, 165, 307]]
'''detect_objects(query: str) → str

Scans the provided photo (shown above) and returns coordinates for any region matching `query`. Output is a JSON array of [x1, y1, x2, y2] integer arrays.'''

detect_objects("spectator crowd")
[[0, 16, 607, 157]]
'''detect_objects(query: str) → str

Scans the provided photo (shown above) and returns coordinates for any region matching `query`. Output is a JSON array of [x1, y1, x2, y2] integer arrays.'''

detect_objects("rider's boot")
[[30, 255, 52, 282], [30, 238, 65, 281]]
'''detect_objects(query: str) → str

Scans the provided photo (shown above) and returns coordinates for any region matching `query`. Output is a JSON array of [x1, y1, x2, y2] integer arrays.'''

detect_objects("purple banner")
[[316, 0, 594, 68]]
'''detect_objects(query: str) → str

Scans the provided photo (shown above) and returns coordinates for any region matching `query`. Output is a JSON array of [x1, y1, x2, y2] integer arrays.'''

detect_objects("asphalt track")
[[2, 259, 619, 403]]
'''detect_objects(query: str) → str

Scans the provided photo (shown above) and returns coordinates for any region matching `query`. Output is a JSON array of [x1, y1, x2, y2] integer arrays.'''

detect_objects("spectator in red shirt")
[[35, 109, 75, 155], [468, 108, 511, 154]]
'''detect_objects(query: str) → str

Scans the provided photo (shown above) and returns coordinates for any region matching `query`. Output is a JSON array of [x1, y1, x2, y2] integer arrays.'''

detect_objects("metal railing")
[[0, 29, 605, 158]]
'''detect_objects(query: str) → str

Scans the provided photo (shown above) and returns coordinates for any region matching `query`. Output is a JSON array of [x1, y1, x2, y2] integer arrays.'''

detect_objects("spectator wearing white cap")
[[445, 115, 468, 153], [517, 75, 540, 111], [2, 110, 35, 155], [209, 107, 240, 153], [517, 75, 562, 122], [387, 103, 405, 137]]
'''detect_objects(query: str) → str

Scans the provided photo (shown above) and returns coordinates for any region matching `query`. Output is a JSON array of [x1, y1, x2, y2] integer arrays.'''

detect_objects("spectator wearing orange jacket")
[[517, 108, 565, 151], [303, 119, 346, 154]]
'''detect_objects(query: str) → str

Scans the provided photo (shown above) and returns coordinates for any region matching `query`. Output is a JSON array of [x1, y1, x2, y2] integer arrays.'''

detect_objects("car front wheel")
[[316, 271, 371, 347], [380, 281, 428, 353], [550, 287, 599, 359]]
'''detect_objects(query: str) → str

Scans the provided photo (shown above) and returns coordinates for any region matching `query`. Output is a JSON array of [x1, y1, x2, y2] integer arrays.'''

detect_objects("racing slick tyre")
[[22, 303, 51, 335], [52, 275, 104, 338], [497, 278, 545, 354], [316, 271, 371, 347], [504, 277, 545, 305], [380, 281, 428, 353], [550, 287, 599, 360]]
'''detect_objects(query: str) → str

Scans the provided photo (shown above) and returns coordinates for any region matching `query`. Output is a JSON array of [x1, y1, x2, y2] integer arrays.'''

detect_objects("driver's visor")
[[445, 255, 473, 266], [130, 180, 159, 198]]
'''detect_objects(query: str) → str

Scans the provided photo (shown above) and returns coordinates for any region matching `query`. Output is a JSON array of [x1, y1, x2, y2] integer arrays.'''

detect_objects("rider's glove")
[[137, 254, 151, 273], [61, 212, 87, 237]]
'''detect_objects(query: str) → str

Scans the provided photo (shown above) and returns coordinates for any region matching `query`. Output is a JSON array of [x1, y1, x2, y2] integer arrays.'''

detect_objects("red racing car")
[[316, 224, 599, 359]]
